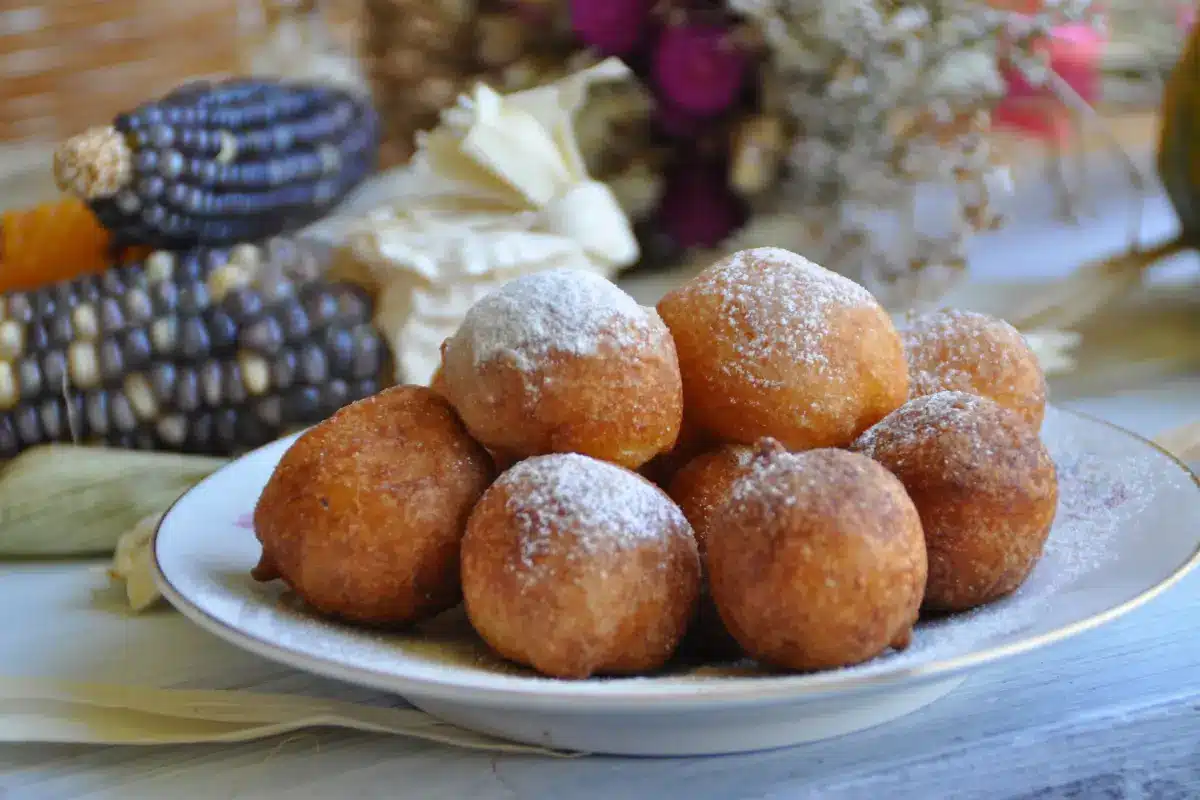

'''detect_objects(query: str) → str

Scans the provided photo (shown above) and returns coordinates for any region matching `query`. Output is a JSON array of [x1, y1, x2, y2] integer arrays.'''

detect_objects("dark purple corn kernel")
[[14, 405, 41, 446], [270, 348, 298, 390], [85, 390, 110, 436], [120, 329, 153, 369], [175, 368, 202, 412], [283, 385, 322, 422], [205, 308, 239, 352], [0, 414, 19, 457], [324, 327, 354, 377], [48, 315, 74, 347], [239, 315, 284, 356], [149, 363, 177, 404], [178, 316, 211, 361], [32, 290, 56, 319], [99, 270, 127, 298], [98, 339, 125, 384], [39, 398, 65, 440], [16, 357, 41, 401], [41, 350, 67, 390], [186, 411, 215, 453], [150, 280, 179, 314], [25, 321, 50, 351]]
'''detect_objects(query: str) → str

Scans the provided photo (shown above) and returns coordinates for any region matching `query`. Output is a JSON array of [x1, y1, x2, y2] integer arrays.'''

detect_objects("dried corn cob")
[[52, 79, 380, 249], [0, 237, 387, 459]]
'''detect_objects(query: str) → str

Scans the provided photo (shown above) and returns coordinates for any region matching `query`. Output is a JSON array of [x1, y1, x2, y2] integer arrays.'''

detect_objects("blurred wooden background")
[[0, 1, 1179, 208]]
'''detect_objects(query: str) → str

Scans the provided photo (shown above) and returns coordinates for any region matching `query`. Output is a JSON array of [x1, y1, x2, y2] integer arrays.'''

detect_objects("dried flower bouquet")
[[360, 0, 1113, 312]]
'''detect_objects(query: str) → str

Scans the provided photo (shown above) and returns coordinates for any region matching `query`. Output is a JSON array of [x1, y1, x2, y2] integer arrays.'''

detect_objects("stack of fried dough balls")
[[251, 250, 1059, 679]]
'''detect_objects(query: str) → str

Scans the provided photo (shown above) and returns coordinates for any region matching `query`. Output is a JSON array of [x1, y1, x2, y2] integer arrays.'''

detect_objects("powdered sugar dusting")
[[500, 453, 690, 582], [727, 444, 807, 509], [855, 390, 995, 462], [695, 247, 877, 384], [721, 444, 902, 532], [452, 269, 654, 371], [902, 308, 1042, 400]]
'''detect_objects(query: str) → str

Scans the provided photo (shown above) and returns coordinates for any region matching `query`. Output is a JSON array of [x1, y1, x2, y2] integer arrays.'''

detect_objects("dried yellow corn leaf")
[[0, 446, 225, 557]]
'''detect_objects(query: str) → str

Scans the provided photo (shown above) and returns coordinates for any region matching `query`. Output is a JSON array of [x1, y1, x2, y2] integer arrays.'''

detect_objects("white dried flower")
[[726, 0, 1094, 309]]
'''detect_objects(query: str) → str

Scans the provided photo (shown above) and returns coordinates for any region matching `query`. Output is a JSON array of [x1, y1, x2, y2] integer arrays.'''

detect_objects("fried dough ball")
[[707, 442, 927, 671], [461, 453, 701, 679], [430, 361, 518, 471], [852, 391, 1058, 612], [252, 385, 495, 626], [667, 444, 756, 659], [668, 445, 755, 556], [639, 412, 713, 489], [657, 247, 908, 451], [903, 309, 1047, 429], [441, 269, 683, 470]]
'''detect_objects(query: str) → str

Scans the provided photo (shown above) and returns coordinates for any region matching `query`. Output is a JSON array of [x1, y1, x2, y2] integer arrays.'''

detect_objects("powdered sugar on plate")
[[449, 268, 655, 372]]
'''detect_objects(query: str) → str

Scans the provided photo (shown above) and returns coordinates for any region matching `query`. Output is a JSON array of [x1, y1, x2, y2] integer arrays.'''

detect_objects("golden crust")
[[707, 444, 928, 671], [852, 391, 1058, 612], [638, 411, 714, 489], [656, 249, 908, 451], [252, 385, 495, 626], [903, 309, 1047, 429], [666, 444, 756, 659], [667, 444, 754, 557], [460, 456, 701, 679], [442, 314, 683, 470]]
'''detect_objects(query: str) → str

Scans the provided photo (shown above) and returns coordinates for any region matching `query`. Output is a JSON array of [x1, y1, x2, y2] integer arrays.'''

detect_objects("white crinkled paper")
[[332, 59, 641, 387]]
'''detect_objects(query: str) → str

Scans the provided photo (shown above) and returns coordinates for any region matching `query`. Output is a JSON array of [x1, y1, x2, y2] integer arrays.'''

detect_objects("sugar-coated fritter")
[[707, 442, 927, 671], [853, 391, 1058, 611], [461, 453, 700, 679], [657, 247, 908, 451], [252, 385, 494, 626], [902, 308, 1047, 429], [441, 269, 683, 470], [666, 444, 757, 659]]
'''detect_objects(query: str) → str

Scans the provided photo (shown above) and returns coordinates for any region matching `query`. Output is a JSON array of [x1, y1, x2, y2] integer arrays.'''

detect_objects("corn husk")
[[108, 513, 167, 612], [0, 447, 225, 557], [328, 58, 641, 386]]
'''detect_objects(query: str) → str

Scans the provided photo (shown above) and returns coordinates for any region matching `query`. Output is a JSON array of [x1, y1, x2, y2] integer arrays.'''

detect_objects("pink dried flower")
[[654, 99, 712, 138], [570, 0, 653, 56], [656, 163, 745, 249], [652, 23, 747, 116]]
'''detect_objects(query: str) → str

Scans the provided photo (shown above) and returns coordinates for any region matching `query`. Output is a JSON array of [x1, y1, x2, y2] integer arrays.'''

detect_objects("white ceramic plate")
[[152, 407, 1200, 756]]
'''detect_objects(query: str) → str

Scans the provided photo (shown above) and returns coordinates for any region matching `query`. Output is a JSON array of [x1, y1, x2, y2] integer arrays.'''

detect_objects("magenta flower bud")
[[570, 0, 653, 56], [656, 163, 745, 249], [654, 100, 710, 138], [652, 23, 747, 116]]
